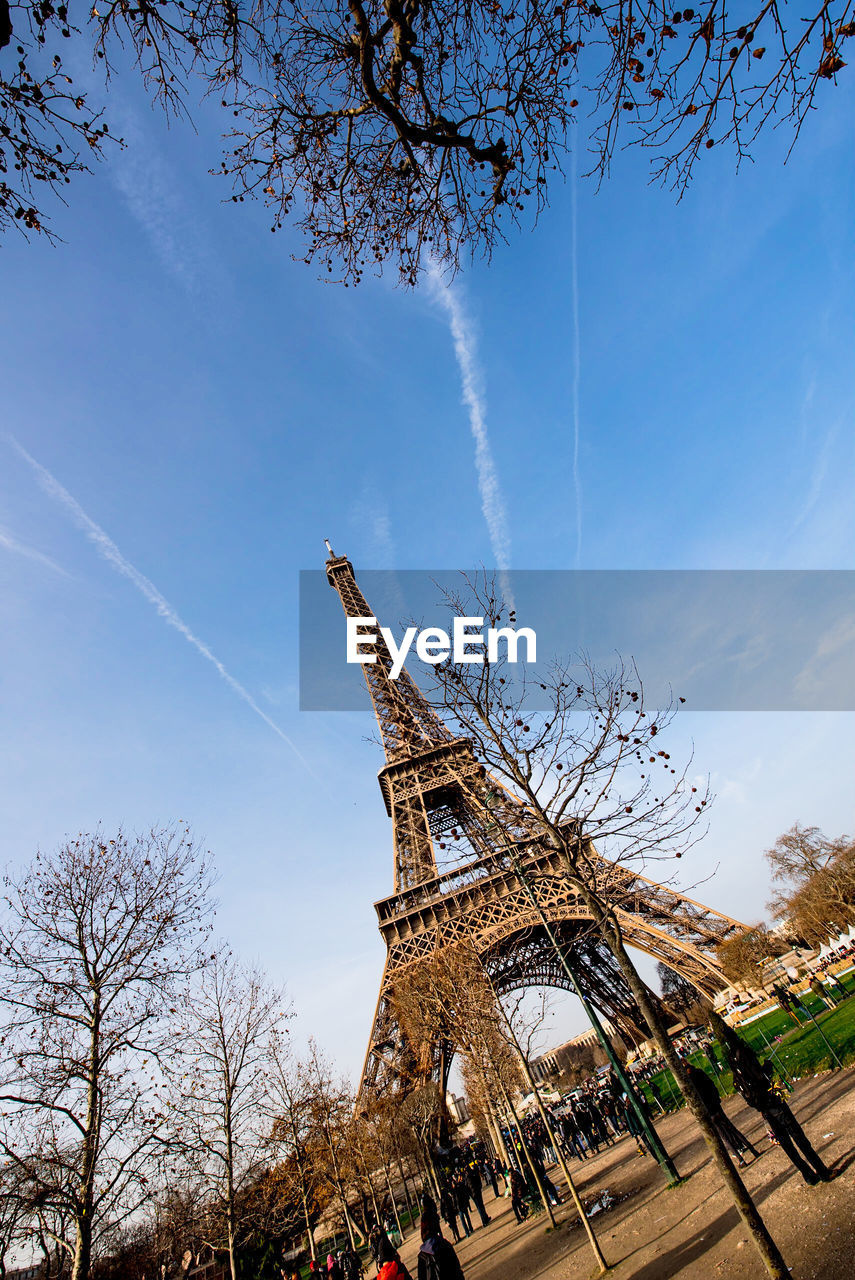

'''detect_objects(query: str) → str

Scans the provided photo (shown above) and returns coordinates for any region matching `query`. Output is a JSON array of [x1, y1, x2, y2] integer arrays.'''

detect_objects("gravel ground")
[[395, 1067, 855, 1280]]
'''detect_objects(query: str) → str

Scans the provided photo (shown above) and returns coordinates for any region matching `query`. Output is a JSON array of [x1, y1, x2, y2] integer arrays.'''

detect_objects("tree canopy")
[[2, 0, 852, 276], [766, 823, 855, 947]]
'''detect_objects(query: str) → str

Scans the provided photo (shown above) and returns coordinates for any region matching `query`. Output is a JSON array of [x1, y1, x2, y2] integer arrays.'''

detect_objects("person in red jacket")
[[375, 1233, 413, 1280]]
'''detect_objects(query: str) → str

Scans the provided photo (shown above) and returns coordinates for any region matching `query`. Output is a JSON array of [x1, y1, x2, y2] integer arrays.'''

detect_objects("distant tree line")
[[715, 823, 855, 991]]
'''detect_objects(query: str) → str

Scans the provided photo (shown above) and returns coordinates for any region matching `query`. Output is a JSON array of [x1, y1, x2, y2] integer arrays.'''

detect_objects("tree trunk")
[[487, 1097, 511, 1166], [379, 1156, 404, 1239], [70, 1222, 91, 1280], [335, 1178, 357, 1251], [602, 911, 789, 1280], [297, 1162, 316, 1260], [224, 1092, 239, 1280], [394, 1146, 415, 1220], [72, 1005, 102, 1280], [357, 1141, 381, 1222], [495, 1078, 557, 1229], [492, 993, 607, 1273], [419, 1136, 442, 1198], [227, 1222, 238, 1280], [411, 1141, 428, 1194]]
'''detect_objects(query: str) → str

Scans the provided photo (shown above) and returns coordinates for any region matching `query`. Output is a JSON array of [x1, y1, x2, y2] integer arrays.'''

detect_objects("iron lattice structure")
[[326, 551, 745, 1096]]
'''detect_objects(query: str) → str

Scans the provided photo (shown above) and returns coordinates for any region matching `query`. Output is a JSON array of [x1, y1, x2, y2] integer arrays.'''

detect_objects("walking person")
[[341, 1248, 363, 1280], [439, 1184, 460, 1243], [416, 1211, 465, 1280], [452, 1174, 473, 1237], [375, 1233, 413, 1280], [528, 1145, 560, 1206], [369, 1224, 393, 1266], [588, 1095, 614, 1147], [559, 1109, 587, 1161], [599, 1092, 622, 1137], [821, 970, 847, 1003], [575, 1099, 601, 1155], [327, 1253, 344, 1280], [683, 1062, 759, 1167], [772, 983, 804, 1025], [508, 1166, 528, 1223], [711, 1011, 831, 1185], [492, 1157, 510, 1196], [421, 1190, 439, 1224], [466, 1165, 491, 1226], [484, 1159, 498, 1198]]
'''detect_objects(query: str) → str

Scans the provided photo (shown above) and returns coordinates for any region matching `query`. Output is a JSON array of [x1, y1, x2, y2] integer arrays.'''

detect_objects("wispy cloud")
[[350, 481, 397, 568], [790, 419, 839, 535], [108, 108, 222, 296], [0, 525, 70, 577], [8, 438, 308, 766], [347, 482, 408, 627], [426, 262, 511, 572]]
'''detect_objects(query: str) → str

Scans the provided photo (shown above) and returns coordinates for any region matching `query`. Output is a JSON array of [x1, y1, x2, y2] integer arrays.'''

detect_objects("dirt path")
[[395, 1068, 855, 1280]]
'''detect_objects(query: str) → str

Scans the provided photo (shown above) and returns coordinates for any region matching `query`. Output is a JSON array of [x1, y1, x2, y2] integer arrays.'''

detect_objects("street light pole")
[[500, 840, 681, 1185]]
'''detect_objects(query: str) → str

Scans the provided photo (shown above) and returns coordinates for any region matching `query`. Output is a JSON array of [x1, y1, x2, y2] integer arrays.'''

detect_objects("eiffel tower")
[[325, 549, 745, 1097]]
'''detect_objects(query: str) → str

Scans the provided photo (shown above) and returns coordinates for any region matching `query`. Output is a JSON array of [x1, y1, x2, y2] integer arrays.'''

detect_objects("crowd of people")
[[296, 991, 845, 1280], [772, 974, 848, 1023], [362, 1198, 467, 1280], [305, 1249, 363, 1280]]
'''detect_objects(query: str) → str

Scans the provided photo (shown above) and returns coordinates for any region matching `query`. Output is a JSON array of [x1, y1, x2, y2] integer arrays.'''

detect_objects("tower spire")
[[326, 550, 483, 889], [325, 550, 452, 764]]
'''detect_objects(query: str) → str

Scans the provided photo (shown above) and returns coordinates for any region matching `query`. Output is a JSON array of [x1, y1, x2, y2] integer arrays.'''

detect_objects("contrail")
[[426, 262, 511, 572], [570, 119, 583, 569], [8, 438, 308, 766], [0, 525, 70, 577]]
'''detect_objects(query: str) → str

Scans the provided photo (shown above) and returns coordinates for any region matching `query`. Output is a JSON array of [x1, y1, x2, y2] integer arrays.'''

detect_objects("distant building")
[[530, 1021, 617, 1083], [447, 1093, 470, 1125]]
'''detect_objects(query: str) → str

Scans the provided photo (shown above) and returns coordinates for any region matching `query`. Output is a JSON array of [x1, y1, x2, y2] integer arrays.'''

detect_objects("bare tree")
[[302, 1041, 362, 1250], [479, 966, 610, 1270], [766, 823, 855, 946], [356, 1094, 415, 1240], [263, 1034, 326, 1261], [168, 946, 287, 1280], [658, 961, 713, 1021], [0, 826, 213, 1280], [422, 574, 790, 1280], [394, 946, 563, 1226], [2, 0, 852, 273], [767, 823, 849, 894], [716, 924, 786, 993], [0, 1162, 32, 1280], [395, 1082, 445, 1198]]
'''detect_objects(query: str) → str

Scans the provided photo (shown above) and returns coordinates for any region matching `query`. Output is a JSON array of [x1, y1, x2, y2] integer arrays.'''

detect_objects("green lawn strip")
[[638, 994, 855, 1112], [763, 997, 855, 1076]]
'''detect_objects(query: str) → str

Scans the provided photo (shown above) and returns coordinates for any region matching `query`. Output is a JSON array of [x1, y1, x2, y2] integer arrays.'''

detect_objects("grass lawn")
[[641, 985, 855, 1110]]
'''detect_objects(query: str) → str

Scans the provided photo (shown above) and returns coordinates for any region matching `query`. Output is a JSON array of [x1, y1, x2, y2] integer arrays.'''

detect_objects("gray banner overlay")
[[299, 570, 855, 712]]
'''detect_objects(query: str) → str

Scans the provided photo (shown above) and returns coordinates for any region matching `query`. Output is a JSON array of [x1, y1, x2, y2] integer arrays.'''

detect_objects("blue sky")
[[1, 61, 853, 1077]]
